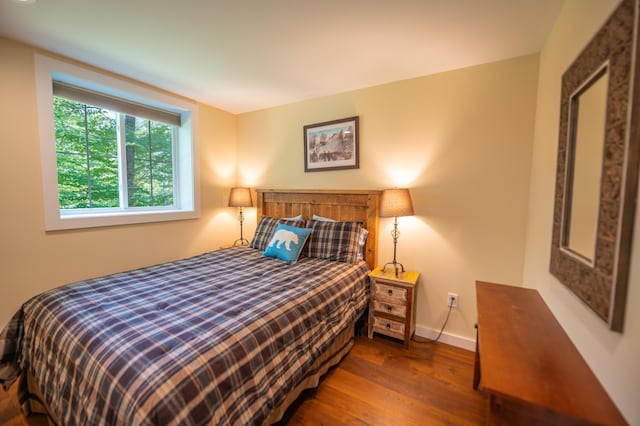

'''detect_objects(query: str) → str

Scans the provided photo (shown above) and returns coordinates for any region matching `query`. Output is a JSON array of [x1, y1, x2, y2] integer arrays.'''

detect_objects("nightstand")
[[368, 266, 420, 348]]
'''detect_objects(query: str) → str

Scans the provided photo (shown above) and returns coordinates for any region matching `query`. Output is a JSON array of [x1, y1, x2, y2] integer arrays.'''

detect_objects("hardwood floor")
[[0, 336, 486, 425], [278, 335, 487, 425], [0, 384, 47, 426]]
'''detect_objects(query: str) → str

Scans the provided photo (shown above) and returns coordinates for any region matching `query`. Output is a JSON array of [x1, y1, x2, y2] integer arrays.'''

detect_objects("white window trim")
[[35, 54, 200, 231]]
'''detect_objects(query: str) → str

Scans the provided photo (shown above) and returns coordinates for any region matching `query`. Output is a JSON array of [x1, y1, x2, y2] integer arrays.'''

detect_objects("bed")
[[0, 189, 379, 425]]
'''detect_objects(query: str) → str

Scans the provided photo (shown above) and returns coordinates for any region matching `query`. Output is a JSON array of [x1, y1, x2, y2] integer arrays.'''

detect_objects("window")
[[53, 89, 176, 210], [35, 55, 200, 230]]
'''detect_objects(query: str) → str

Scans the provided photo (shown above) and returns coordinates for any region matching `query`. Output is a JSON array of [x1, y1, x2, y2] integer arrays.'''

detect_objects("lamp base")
[[234, 207, 249, 246], [382, 261, 405, 278]]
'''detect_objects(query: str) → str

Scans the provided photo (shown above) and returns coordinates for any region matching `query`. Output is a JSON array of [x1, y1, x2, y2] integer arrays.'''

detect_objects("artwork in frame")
[[304, 116, 359, 172]]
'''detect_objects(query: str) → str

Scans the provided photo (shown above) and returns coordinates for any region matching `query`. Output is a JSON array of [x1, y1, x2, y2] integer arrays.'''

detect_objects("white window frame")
[[35, 54, 200, 231]]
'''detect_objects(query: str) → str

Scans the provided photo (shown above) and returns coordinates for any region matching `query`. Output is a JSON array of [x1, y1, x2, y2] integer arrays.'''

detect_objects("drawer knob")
[[386, 323, 391, 329], [388, 289, 393, 296], [386, 305, 392, 312]]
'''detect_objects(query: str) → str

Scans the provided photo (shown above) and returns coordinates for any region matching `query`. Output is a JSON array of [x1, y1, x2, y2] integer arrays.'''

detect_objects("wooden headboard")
[[256, 189, 380, 269]]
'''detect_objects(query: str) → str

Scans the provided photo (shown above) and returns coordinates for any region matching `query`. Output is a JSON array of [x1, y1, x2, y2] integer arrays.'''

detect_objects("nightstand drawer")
[[372, 317, 405, 339], [373, 282, 407, 303], [372, 300, 406, 318]]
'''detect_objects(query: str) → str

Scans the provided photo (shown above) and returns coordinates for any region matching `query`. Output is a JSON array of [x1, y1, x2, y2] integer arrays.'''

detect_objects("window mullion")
[[83, 104, 93, 208], [172, 126, 179, 208], [147, 120, 154, 205], [117, 114, 129, 209]]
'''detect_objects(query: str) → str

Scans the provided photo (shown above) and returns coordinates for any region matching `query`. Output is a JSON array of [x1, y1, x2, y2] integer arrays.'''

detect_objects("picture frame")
[[304, 116, 359, 172]]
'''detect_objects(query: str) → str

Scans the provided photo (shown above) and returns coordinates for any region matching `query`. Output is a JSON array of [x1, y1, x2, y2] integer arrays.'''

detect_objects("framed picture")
[[304, 116, 359, 172]]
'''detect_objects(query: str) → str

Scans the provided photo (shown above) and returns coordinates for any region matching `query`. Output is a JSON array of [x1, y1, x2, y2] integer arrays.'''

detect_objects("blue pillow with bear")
[[262, 223, 313, 264]]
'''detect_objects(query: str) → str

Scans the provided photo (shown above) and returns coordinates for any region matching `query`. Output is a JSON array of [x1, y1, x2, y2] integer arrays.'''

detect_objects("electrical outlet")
[[447, 292, 458, 308]]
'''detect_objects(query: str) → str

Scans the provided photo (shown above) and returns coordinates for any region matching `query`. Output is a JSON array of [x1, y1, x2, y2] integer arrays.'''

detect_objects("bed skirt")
[[263, 322, 355, 424]]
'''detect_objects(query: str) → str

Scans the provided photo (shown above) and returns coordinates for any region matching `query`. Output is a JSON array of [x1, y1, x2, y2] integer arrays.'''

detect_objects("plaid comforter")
[[0, 246, 369, 425]]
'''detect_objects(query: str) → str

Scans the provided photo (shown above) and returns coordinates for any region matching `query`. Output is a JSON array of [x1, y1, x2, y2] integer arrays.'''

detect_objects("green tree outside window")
[[54, 97, 175, 209]]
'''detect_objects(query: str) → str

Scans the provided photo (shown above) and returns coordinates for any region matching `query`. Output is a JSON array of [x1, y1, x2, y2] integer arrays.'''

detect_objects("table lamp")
[[228, 187, 253, 246], [380, 188, 414, 277]]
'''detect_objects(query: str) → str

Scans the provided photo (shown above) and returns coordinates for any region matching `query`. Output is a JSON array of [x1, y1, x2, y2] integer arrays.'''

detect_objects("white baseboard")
[[414, 325, 476, 351]]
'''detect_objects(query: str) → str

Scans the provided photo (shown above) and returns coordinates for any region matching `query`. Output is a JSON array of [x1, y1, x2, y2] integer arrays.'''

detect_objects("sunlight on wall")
[[238, 169, 264, 187], [205, 203, 260, 247], [379, 140, 432, 187], [377, 215, 421, 266], [208, 157, 235, 181], [377, 215, 462, 279], [235, 110, 284, 188]]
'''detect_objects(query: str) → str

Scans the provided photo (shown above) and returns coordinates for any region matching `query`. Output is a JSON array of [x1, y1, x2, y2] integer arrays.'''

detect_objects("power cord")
[[412, 301, 454, 344]]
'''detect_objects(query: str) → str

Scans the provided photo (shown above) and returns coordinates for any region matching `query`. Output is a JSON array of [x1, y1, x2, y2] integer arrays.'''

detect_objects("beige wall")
[[0, 37, 239, 326], [3, 3, 635, 420], [524, 0, 639, 423], [237, 54, 539, 346]]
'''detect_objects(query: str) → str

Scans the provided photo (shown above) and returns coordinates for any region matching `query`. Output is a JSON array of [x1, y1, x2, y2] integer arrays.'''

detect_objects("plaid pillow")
[[249, 216, 306, 251], [305, 220, 363, 264], [311, 214, 368, 260]]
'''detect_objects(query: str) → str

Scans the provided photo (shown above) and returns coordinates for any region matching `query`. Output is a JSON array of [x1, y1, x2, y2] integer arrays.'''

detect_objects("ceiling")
[[0, 0, 564, 114]]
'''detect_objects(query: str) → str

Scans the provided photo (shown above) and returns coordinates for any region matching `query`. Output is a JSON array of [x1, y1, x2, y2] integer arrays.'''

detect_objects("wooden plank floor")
[[278, 335, 487, 425], [0, 335, 486, 425]]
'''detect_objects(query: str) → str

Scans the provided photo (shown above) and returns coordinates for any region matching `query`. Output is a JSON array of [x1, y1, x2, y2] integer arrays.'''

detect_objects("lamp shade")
[[228, 187, 253, 207], [380, 188, 414, 218]]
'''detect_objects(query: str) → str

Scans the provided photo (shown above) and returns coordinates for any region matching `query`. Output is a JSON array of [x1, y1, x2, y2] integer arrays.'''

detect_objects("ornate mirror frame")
[[550, 0, 640, 331]]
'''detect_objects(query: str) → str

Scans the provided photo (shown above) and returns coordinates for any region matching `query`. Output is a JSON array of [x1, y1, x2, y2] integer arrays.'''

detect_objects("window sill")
[[46, 208, 200, 231]]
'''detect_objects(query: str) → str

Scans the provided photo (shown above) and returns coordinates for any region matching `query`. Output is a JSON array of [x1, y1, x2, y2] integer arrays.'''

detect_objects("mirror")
[[550, 0, 640, 332], [563, 67, 608, 262]]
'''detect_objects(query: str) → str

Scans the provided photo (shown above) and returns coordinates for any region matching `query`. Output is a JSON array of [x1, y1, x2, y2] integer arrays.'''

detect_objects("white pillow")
[[282, 214, 303, 221], [357, 228, 369, 260], [311, 214, 335, 222]]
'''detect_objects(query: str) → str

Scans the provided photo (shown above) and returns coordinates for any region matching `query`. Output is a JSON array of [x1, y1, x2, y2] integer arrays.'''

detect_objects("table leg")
[[473, 323, 481, 390]]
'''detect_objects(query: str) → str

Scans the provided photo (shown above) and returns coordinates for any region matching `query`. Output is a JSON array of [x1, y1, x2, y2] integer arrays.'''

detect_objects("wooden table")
[[474, 281, 627, 425]]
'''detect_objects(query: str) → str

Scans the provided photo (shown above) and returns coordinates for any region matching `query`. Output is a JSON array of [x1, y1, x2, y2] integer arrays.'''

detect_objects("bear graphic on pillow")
[[269, 229, 299, 251]]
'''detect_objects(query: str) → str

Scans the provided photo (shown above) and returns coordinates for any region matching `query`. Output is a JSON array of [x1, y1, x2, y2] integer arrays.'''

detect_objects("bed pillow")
[[311, 214, 335, 222], [263, 224, 313, 264], [249, 216, 305, 251], [311, 215, 368, 260], [357, 228, 369, 260], [282, 214, 303, 221], [305, 219, 363, 263]]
